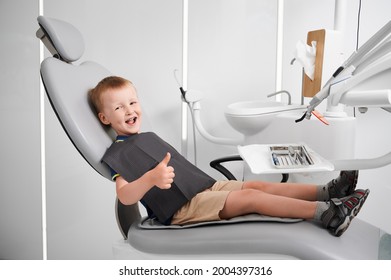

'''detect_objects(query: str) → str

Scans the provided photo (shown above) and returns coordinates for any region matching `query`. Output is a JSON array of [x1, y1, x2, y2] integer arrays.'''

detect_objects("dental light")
[[296, 20, 391, 123]]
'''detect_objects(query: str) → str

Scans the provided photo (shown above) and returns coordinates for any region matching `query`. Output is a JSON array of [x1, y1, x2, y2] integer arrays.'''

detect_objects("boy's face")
[[98, 84, 142, 135]]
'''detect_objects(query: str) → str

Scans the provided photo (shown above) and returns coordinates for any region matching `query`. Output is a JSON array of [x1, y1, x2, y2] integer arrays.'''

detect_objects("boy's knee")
[[242, 181, 265, 190], [238, 188, 260, 199]]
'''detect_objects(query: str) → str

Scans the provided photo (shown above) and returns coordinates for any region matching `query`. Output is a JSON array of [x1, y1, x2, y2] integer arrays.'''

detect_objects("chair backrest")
[[37, 16, 140, 239]]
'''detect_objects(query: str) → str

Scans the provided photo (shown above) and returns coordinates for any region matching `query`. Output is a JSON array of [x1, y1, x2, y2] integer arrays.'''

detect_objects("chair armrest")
[[210, 155, 289, 182], [209, 155, 244, 180], [116, 199, 141, 240]]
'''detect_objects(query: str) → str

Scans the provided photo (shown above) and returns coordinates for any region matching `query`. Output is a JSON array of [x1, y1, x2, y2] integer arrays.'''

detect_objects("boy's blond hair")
[[88, 76, 134, 113]]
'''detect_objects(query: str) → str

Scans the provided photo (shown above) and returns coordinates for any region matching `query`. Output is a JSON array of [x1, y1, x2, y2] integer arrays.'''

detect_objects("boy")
[[89, 76, 369, 237]]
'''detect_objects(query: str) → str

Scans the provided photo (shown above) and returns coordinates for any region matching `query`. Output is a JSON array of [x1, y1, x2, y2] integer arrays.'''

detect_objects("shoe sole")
[[333, 189, 370, 237]]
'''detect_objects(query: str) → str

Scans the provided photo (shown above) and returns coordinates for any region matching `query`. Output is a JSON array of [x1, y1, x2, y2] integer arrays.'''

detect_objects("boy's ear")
[[98, 112, 110, 125]]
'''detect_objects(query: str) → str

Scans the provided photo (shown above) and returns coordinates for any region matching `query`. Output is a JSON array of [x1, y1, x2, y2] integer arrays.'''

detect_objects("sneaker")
[[327, 170, 359, 199], [321, 189, 370, 237]]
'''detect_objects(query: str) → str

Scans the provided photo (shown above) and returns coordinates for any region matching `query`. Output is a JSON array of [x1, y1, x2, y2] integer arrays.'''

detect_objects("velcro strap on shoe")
[[331, 198, 342, 205], [322, 199, 343, 228]]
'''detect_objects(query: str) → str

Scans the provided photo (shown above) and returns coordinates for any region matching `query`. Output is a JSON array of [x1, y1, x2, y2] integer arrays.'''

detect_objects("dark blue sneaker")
[[321, 189, 370, 237]]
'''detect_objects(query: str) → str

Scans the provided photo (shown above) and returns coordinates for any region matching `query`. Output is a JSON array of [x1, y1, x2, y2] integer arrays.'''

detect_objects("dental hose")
[[174, 70, 198, 166], [186, 102, 198, 166]]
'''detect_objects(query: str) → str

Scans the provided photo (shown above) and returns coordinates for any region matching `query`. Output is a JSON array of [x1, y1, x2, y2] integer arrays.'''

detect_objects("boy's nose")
[[125, 106, 133, 114]]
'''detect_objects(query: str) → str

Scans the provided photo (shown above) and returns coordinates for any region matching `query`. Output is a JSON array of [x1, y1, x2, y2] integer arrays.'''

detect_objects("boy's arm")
[[115, 152, 175, 205]]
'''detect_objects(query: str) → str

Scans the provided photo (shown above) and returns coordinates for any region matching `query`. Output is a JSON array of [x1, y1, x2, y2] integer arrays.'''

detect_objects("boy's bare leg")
[[219, 187, 370, 237], [242, 170, 359, 201], [219, 189, 316, 220], [242, 181, 317, 201]]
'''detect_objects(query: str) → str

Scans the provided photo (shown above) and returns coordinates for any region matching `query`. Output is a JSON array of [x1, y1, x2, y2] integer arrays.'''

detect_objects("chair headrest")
[[36, 16, 84, 63]]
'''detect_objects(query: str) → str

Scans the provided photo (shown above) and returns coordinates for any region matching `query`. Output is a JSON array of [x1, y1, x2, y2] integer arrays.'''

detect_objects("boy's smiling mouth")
[[125, 117, 137, 125]]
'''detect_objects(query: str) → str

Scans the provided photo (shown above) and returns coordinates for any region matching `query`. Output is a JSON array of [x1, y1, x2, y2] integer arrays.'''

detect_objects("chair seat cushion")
[[139, 214, 302, 229], [128, 218, 382, 259]]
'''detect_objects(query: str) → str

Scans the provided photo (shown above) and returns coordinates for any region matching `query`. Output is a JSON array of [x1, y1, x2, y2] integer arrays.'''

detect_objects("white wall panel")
[[0, 0, 42, 259], [187, 0, 278, 176]]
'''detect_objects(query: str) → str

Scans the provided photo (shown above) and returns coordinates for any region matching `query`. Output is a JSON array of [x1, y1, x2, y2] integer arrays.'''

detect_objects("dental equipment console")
[[297, 20, 391, 123], [296, 20, 391, 172], [36, 16, 390, 259]]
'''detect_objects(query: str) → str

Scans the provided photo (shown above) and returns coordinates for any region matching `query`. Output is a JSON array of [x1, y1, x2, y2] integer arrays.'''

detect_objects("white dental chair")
[[36, 16, 391, 260]]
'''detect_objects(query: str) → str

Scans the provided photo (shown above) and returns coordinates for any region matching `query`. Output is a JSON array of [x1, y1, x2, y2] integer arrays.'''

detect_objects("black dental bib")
[[102, 132, 216, 224]]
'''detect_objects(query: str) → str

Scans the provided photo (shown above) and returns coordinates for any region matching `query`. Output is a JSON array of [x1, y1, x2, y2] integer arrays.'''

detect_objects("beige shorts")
[[171, 180, 244, 225]]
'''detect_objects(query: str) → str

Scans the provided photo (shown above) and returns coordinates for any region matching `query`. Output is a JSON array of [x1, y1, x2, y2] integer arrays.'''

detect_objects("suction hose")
[[191, 101, 244, 146]]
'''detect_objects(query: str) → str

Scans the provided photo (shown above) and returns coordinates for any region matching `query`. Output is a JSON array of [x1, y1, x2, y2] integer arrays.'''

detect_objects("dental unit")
[[299, 20, 391, 120], [183, 18, 391, 172], [36, 16, 391, 259], [295, 19, 391, 171]]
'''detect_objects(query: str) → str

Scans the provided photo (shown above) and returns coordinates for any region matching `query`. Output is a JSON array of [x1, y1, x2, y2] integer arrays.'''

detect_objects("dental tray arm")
[[331, 151, 391, 171], [298, 20, 391, 121]]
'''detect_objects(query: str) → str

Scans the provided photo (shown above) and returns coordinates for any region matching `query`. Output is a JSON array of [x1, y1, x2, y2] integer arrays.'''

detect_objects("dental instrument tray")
[[270, 145, 314, 168], [238, 143, 334, 174]]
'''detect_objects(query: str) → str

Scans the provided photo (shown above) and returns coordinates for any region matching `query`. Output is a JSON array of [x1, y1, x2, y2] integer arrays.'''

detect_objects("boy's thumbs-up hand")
[[151, 152, 175, 189], [161, 152, 171, 166]]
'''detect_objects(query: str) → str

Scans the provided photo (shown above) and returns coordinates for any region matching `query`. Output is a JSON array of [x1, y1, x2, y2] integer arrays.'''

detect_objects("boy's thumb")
[[161, 152, 171, 165]]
